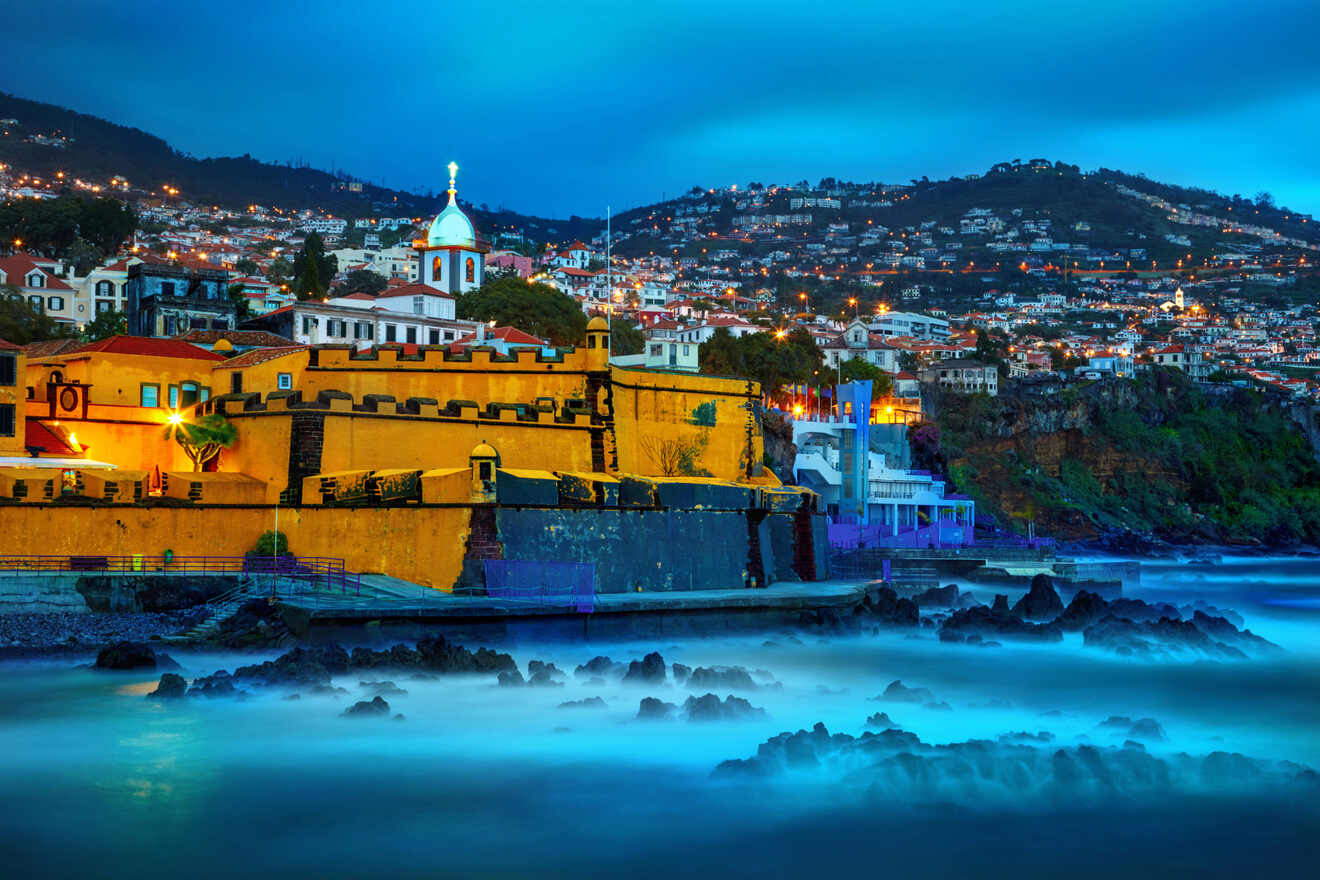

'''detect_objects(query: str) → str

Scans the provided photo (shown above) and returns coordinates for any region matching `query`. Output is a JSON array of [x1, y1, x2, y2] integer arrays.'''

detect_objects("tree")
[[266, 256, 294, 286], [610, 321, 644, 356], [66, 237, 103, 276], [330, 268, 388, 298], [291, 231, 336, 300], [698, 326, 823, 400], [81, 309, 127, 342], [228, 284, 252, 321], [456, 276, 587, 346], [234, 257, 260, 276], [1254, 191, 1275, 209], [839, 358, 895, 396], [0, 286, 77, 344], [164, 413, 237, 471]]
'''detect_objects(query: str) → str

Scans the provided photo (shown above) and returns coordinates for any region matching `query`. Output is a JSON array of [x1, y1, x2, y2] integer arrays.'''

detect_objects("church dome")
[[427, 161, 476, 248]]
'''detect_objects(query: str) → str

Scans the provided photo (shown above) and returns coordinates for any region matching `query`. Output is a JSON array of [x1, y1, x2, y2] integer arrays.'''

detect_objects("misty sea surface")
[[1, 554, 1318, 878]]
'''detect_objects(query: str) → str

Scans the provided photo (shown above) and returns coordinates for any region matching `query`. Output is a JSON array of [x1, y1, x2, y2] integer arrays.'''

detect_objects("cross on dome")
[[447, 161, 459, 196]]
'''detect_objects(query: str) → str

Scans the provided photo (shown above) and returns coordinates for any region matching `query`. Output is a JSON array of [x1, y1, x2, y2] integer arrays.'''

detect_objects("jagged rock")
[[860, 587, 919, 626], [95, 641, 169, 670], [683, 693, 767, 722], [1099, 715, 1133, 729], [188, 670, 242, 698], [1107, 598, 1182, 623], [1012, 574, 1064, 620], [342, 696, 390, 717], [671, 663, 692, 684], [1182, 602, 1244, 629], [149, 672, 187, 698], [998, 730, 1054, 743], [878, 680, 935, 703], [527, 668, 565, 687], [1191, 611, 1280, 654], [865, 712, 900, 730], [957, 591, 982, 608], [991, 594, 1010, 614], [913, 584, 960, 607], [1127, 718, 1166, 741], [528, 660, 566, 681], [558, 697, 607, 709], [623, 652, 666, 685], [1056, 590, 1109, 630], [498, 670, 525, 687], [1083, 616, 1249, 659], [359, 680, 407, 697], [575, 656, 624, 680], [414, 636, 517, 675], [687, 665, 758, 691], [636, 696, 676, 720], [940, 605, 1063, 642], [230, 645, 350, 687]]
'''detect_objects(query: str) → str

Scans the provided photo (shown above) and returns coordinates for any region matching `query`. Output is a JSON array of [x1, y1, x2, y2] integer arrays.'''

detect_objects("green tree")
[[81, 309, 127, 342], [266, 256, 294, 286], [839, 358, 895, 396], [330, 268, 388, 298], [456, 276, 587, 346], [164, 413, 238, 471], [0, 286, 77, 344], [65, 237, 103, 276], [227, 284, 252, 321], [291, 231, 336, 300], [234, 257, 260, 276], [610, 321, 645, 356]]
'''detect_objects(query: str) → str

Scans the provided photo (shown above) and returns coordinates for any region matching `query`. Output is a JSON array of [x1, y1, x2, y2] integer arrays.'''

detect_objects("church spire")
[[447, 161, 458, 204]]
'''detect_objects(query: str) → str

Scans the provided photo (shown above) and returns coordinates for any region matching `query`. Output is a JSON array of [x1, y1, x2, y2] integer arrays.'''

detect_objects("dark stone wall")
[[766, 513, 801, 583], [494, 508, 755, 592], [281, 411, 326, 504]]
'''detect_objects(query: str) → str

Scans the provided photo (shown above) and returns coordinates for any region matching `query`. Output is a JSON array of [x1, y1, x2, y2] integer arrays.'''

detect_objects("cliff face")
[[931, 376, 1320, 548]]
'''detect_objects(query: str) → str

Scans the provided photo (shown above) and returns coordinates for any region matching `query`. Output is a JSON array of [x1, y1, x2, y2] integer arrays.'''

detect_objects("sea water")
[[1, 555, 1317, 878]]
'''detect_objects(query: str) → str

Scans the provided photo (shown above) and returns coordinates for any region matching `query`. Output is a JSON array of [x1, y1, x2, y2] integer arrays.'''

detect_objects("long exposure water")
[[2, 555, 1317, 878]]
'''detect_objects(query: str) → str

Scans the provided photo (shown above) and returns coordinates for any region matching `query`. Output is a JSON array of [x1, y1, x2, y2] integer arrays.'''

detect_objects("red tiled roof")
[[375, 282, 455, 300], [0, 255, 74, 291], [25, 420, 79, 456], [453, 326, 546, 347], [211, 345, 309, 370], [175, 329, 294, 347], [0, 337, 21, 351], [22, 338, 83, 358], [73, 335, 228, 361]]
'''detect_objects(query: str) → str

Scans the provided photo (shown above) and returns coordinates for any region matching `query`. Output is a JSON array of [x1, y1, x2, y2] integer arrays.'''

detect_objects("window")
[[385, 324, 397, 342], [444, 331, 454, 341], [96, 300, 112, 314], [413, 295, 424, 315], [27, 273, 44, 288], [189, 317, 207, 329], [160, 281, 176, 297], [277, 373, 293, 390], [355, 322, 371, 340], [140, 384, 159, 407], [432, 255, 444, 280], [48, 296, 64, 311], [682, 344, 690, 356], [0, 353, 14, 386], [164, 316, 177, 336], [0, 404, 13, 437], [168, 386, 179, 408], [180, 381, 200, 407], [96, 280, 113, 297], [230, 373, 243, 394], [478, 461, 492, 480], [199, 388, 210, 402], [465, 257, 475, 284], [406, 326, 417, 344], [588, 336, 596, 349], [212, 319, 228, 330], [428, 329, 440, 345], [650, 344, 662, 357], [28, 295, 42, 312], [302, 316, 316, 335]]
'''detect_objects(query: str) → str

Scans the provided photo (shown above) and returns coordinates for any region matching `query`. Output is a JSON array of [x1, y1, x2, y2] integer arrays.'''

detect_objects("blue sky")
[[5, 0, 1319, 217]]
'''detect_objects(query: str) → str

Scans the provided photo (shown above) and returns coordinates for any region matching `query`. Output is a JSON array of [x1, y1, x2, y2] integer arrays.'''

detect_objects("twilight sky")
[[5, 0, 1319, 217]]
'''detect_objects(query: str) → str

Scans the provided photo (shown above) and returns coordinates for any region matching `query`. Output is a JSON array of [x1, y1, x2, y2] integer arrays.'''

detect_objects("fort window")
[[588, 336, 597, 349], [277, 373, 293, 390], [140, 384, 159, 407], [230, 373, 243, 393], [0, 404, 13, 437], [0, 353, 15, 386], [478, 461, 492, 480]]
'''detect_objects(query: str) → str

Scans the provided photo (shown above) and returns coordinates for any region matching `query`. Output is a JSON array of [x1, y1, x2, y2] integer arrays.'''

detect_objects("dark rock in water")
[[149, 672, 187, 698], [683, 693, 767, 722], [498, 670, 525, 687], [1012, 574, 1064, 620], [861, 587, 919, 626], [879, 679, 935, 703], [1124, 740, 1146, 751], [527, 660, 566, 681], [1181, 601, 1244, 629], [1083, 615, 1252, 659], [188, 670, 242, 698], [998, 730, 1054, 743], [359, 680, 407, 697], [342, 695, 390, 717], [1057, 590, 1110, 630], [307, 683, 348, 696], [95, 641, 160, 670], [913, 584, 960, 607], [939, 629, 965, 643], [1107, 598, 1182, 623], [924, 701, 953, 711], [956, 591, 982, 608], [636, 696, 677, 720], [1099, 716, 1134, 729], [527, 668, 565, 687], [1190, 612, 1280, 654], [687, 665, 758, 691], [940, 605, 1063, 642], [414, 636, 517, 675], [865, 712, 900, 730], [624, 652, 666, 685], [574, 656, 624, 680], [991, 594, 1010, 614], [558, 697, 607, 710], [1127, 718, 1166, 741], [230, 645, 350, 688], [671, 663, 692, 684]]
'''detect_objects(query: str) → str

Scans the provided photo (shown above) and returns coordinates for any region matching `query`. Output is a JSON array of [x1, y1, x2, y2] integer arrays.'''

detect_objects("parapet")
[[205, 389, 594, 426]]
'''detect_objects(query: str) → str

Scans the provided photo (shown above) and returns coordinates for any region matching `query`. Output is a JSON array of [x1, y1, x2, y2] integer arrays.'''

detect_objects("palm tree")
[[164, 413, 237, 471]]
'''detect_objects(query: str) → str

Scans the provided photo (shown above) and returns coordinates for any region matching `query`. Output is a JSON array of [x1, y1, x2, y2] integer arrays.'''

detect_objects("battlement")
[[201, 388, 596, 426], [307, 343, 582, 371]]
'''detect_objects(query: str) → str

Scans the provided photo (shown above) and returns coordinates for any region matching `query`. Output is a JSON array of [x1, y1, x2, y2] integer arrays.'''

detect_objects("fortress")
[[0, 183, 829, 593]]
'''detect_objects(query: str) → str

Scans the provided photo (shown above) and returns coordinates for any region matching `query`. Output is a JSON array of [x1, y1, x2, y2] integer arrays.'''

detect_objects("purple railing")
[[828, 522, 971, 550], [0, 554, 361, 596], [482, 560, 595, 613]]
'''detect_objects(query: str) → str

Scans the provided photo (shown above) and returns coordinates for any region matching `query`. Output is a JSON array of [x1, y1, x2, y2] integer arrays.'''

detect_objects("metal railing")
[[0, 554, 360, 596], [476, 560, 595, 613]]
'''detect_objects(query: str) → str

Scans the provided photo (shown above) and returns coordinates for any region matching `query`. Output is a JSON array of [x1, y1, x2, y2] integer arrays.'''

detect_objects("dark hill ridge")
[[0, 92, 602, 242]]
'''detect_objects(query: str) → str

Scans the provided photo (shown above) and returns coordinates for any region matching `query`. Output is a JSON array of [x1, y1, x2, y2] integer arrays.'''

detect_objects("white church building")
[[414, 161, 488, 295]]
